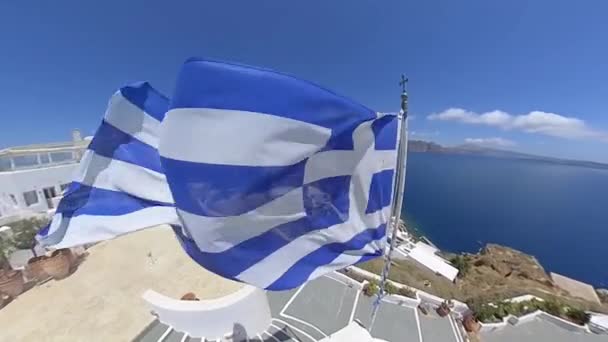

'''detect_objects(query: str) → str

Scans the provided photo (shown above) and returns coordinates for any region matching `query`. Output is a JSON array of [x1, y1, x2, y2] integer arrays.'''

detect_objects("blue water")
[[402, 152, 608, 288]]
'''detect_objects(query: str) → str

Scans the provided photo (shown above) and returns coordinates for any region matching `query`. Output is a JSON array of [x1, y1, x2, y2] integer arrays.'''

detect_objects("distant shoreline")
[[408, 140, 608, 171]]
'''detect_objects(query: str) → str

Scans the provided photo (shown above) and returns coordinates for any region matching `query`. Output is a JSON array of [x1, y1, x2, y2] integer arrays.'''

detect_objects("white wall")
[[143, 285, 272, 340], [0, 173, 28, 222], [0, 164, 78, 218], [408, 242, 459, 281]]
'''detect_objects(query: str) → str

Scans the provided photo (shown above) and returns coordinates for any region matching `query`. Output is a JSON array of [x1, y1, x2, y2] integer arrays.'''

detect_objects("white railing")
[[142, 285, 271, 340]]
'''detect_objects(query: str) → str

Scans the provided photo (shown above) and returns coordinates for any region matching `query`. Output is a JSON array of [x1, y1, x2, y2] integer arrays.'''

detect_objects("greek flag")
[[37, 83, 178, 248], [39, 59, 400, 290]]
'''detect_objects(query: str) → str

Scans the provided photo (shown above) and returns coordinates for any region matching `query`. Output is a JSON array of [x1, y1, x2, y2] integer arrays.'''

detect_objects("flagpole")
[[369, 75, 409, 330]]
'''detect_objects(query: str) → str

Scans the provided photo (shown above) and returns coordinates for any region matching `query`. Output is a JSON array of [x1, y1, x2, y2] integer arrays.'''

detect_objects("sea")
[[401, 152, 608, 288]]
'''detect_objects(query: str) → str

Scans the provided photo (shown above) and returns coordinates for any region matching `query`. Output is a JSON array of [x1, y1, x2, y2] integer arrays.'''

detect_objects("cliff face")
[[451, 244, 559, 301], [455, 244, 608, 312], [474, 244, 553, 286]]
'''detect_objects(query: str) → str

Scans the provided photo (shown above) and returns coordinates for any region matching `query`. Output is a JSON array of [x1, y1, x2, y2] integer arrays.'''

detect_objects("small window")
[[0, 157, 11, 171], [13, 154, 38, 168], [50, 152, 74, 163], [39, 153, 50, 164], [43, 186, 57, 199], [60, 183, 70, 191], [9, 194, 17, 205], [23, 190, 39, 206]]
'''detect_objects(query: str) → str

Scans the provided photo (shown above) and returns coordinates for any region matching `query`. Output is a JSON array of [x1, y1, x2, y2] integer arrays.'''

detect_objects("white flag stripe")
[[45, 206, 179, 249], [75, 151, 173, 204], [104, 91, 162, 148], [235, 208, 390, 288], [178, 187, 305, 253], [304, 149, 396, 185], [160, 108, 331, 166], [235, 121, 395, 288], [350, 121, 384, 218]]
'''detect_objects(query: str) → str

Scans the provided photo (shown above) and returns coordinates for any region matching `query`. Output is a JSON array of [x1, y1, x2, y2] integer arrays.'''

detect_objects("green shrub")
[[10, 217, 49, 252], [466, 296, 589, 325], [541, 299, 563, 317], [450, 255, 471, 278], [526, 298, 544, 311], [0, 217, 49, 265], [0, 236, 14, 272], [564, 307, 590, 325], [467, 297, 496, 322], [473, 304, 501, 323], [363, 281, 380, 297], [496, 301, 531, 318], [397, 286, 417, 299], [384, 282, 398, 295], [494, 301, 512, 319]]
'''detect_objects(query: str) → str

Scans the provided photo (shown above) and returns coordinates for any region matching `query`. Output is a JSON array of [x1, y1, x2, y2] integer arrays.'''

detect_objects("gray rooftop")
[[134, 274, 606, 342], [134, 274, 464, 342], [481, 315, 607, 342]]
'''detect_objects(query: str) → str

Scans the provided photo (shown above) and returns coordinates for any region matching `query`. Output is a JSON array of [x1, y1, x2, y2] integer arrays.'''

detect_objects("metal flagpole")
[[369, 75, 409, 330]]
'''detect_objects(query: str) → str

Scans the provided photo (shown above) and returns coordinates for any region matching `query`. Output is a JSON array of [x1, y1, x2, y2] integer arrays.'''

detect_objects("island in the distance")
[[408, 140, 608, 170]]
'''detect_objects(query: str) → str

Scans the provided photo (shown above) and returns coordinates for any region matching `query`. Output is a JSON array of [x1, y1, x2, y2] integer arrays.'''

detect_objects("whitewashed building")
[[0, 130, 88, 225]]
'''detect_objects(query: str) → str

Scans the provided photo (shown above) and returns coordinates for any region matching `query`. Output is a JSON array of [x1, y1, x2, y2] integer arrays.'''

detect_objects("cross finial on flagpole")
[[399, 74, 408, 93], [399, 74, 408, 116]]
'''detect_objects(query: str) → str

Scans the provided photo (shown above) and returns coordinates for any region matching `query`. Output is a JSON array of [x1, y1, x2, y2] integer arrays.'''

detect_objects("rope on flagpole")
[[369, 75, 409, 330]]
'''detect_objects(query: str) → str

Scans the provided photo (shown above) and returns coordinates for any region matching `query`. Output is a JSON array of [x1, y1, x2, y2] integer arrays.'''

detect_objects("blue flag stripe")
[[371, 114, 399, 150], [89, 120, 163, 173], [161, 156, 306, 217], [120, 81, 170, 122], [365, 170, 395, 214], [57, 182, 173, 218], [170, 58, 377, 150], [266, 223, 386, 290]]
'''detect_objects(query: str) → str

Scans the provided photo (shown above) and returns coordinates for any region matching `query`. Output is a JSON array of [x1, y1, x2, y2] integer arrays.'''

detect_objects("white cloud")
[[428, 108, 511, 126], [464, 137, 516, 148], [428, 108, 608, 142]]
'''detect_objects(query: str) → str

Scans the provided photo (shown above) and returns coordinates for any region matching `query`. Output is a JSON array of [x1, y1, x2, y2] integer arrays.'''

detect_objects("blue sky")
[[1, 1, 607, 162]]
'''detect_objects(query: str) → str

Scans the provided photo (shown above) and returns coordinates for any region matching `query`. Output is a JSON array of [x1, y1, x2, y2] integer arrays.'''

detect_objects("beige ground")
[[0, 225, 242, 342], [551, 272, 601, 305]]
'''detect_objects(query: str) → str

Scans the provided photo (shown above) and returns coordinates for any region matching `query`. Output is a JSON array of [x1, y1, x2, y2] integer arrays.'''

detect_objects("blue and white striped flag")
[[37, 82, 178, 248], [39, 59, 401, 290]]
